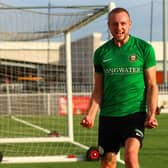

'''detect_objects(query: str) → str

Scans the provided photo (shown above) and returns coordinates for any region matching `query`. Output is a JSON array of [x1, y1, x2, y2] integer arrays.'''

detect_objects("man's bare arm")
[[144, 66, 158, 128], [81, 73, 103, 128]]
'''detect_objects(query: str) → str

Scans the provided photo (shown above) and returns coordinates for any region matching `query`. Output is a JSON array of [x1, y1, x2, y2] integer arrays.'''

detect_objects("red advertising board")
[[58, 96, 90, 115]]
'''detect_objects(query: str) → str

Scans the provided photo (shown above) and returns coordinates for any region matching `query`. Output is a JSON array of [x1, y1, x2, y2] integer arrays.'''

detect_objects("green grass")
[[0, 114, 168, 168], [0, 161, 127, 168], [0, 115, 98, 156]]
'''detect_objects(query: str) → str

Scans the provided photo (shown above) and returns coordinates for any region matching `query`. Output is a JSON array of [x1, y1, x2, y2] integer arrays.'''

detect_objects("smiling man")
[[81, 7, 158, 168]]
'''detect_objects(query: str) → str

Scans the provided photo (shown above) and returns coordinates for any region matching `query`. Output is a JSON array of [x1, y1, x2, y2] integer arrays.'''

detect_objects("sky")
[[0, 0, 165, 41], [0, 0, 158, 7], [0, 0, 151, 6]]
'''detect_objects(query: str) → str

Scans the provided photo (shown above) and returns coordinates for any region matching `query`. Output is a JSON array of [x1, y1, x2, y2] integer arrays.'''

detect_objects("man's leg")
[[99, 116, 120, 168], [124, 138, 140, 168], [101, 152, 117, 168]]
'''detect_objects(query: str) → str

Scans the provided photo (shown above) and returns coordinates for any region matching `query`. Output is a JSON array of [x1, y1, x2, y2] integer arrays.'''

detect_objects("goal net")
[[0, 2, 124, 164]]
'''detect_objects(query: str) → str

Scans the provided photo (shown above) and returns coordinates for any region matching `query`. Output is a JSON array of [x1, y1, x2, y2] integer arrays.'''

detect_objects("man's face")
[[108, 11, 131, 42]]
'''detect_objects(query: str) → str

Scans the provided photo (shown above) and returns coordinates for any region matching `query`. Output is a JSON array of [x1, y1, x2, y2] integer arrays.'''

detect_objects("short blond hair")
[[108, 7, 130, 21]]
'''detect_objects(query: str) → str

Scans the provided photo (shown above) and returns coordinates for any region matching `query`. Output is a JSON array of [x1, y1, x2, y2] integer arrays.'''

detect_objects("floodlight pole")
[[163, 0, 168, 84], [150, 0, 154, 42], [47, 1, 51, 64], [108, 2, 116, 40]]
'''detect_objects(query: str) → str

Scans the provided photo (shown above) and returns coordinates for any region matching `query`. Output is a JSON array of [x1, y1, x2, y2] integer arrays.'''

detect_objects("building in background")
[[0, 33, 102, 93], [0, 33, 167, 93]]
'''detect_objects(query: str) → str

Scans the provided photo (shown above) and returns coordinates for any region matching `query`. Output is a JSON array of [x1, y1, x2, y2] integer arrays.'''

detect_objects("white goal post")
[[0, 2, 125, 165]]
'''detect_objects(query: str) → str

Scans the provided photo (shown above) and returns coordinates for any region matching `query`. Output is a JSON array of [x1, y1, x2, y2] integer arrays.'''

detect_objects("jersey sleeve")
[[143, 44, 156, 69], [93, 48, 103, 74]]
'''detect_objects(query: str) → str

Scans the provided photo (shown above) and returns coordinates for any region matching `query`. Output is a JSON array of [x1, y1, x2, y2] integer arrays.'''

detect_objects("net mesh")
[[0, 2, 108, 163], [0, 2, 108, 41]]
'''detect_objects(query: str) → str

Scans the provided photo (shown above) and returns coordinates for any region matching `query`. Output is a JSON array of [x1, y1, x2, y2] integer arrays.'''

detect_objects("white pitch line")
[[11, 115, 50, 134]]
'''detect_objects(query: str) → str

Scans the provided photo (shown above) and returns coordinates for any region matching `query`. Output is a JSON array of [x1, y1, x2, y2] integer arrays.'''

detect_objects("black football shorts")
[[98, 112, 146, 156]]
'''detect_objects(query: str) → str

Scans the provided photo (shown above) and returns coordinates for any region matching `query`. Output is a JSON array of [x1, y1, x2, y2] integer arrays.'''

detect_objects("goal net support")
[[0, 2, 125, 164]]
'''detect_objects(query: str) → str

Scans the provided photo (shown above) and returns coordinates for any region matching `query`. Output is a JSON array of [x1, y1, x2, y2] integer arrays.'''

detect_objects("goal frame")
[[0, 2, 125, 165]]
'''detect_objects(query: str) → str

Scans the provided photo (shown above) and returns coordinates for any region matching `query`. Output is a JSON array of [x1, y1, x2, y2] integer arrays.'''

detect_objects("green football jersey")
[[94, 35, 156, 117]]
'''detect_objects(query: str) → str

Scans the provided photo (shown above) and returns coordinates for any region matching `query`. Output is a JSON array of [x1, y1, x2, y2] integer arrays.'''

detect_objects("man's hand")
[[80, 116, 94, 128], [144, 117, 158, 129], [145, 106, 162, 128]]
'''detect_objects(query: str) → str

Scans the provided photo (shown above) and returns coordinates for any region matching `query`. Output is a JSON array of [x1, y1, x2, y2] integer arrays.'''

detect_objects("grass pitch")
[[0, 113, 168, 168]]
